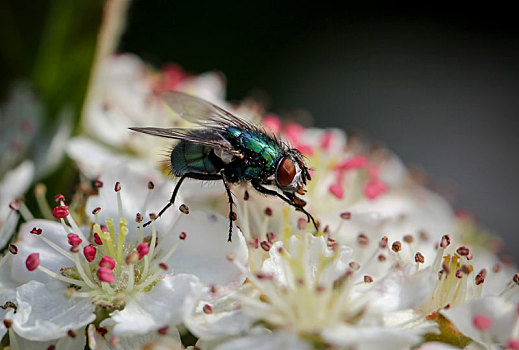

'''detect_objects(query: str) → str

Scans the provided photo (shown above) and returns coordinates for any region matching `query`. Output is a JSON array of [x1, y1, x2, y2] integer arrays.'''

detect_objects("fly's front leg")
[[285, 192, 318, 231], [221, 174, 235, 242]]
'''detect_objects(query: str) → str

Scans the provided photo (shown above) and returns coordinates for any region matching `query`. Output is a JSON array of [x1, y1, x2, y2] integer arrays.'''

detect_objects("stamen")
[[141, 181, 154, 215], [34, 184, 54, 220], [98, 267, 115, 284], [17, 200, 34, 221], [74, 253, 97, 289]]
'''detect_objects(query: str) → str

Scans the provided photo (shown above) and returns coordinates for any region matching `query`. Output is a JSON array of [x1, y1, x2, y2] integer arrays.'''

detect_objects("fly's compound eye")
[[276, 157, 297, 187]]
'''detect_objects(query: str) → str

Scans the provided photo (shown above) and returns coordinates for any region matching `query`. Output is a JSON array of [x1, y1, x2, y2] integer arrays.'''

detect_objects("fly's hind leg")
[[143, 172, 222, 227], [221, 174, 235, 242]]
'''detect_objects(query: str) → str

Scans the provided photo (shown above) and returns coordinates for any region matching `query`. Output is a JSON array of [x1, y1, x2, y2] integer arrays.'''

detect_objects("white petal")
[[214, 330, 311, 350], [0, 160, 34, 219], [87, 324, 181, 350], [185, 301, 255, 340], [416, 342, 461, 350], [66, 137, 129, 179], [9, 329, 86, 350], [103, 274, 203, 335], [161, 211, 248, 288], [11, 220, 72, 284], [322, 325, 420, 350], [441, 295, 518, 345], [11, 280, 95, 341]]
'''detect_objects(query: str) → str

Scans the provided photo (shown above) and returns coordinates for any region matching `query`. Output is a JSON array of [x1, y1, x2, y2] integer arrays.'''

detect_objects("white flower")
[[188, 232, 422, 349], [79, 54, 226, 164], [8, 163, 248, 341]]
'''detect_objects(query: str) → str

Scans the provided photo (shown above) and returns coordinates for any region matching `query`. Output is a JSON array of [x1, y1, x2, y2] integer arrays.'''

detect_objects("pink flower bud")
[[26, 253, 40, 271]]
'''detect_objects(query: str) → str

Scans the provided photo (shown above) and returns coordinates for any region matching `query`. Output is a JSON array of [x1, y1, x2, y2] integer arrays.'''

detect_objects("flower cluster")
[[1, 53, 517, 350]]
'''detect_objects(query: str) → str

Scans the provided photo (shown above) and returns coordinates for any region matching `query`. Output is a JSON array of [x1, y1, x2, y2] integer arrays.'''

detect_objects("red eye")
[[276, 157, 296, 187]]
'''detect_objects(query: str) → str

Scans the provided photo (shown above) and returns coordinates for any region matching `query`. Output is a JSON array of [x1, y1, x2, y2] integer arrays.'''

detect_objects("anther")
[[440, 235, 451, 248], [137, 242, 150, 259], [243, 190, 250, 200], [53, 205, 69, 219], [266, 232, 276, 244], [230, 211, 237, 221], [460, 265, 472, 274], [55, 194, 65, 203], [114, 182, 121, 192], [67, 233, 82, 247], [26, 253, 40, 271], [136, 213, 143, 223], [415, 252, 425, 264], [97, 267, 114, 283], [493, 263, 502, 273], [364, 275, 373, 283], [159, 262, 168, 270], [179, 204, 189, 214], [3, 319, 12, 329], [378, 254, 386, 262], [125, 252, 138, 265], [179, 232, 187, 240], [260, 240, 271, 252], [379, 236, 388, 249], [392, 241, 402, 253], [475, 273, 485, 286], [84, 245, 96, 262], [67, 329, 77, 338], [357, 233, 369, 246], [47, 345, 56, 350], [148, 181, 154, 190], [99, 256, 116, 269], [203, 304, 213, 314], [94, 180, 103, 188], [456, 246, 471, 257], [94, 232, 103, 245], [403, 235, 414, 244], [340, 211, 351, 220], [157, 326, 169, 335], [8, 244, 18, 255], [264, 207, 273, 216], [349, 262, 360, 271], [419, 230, 429, 241], [9, 201, 19, 211], [513, 273, 519, 285], [149, 213, 157, 221], [30, 227, 42, 235]]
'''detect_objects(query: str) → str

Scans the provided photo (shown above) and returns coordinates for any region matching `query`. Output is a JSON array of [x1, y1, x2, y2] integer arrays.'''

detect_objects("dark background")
[[120, 2, 519, 255], [2, 2, 518, 256]]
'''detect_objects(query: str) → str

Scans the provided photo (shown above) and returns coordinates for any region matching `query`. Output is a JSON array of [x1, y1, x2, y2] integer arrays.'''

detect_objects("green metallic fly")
[[130, 92, 317, 241]]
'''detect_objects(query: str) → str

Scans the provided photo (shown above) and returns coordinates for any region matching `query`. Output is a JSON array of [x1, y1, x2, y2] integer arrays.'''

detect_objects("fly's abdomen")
[[170, 141, 224, 176]]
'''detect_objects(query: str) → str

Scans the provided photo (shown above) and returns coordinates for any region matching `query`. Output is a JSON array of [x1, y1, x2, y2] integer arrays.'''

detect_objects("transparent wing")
[[161, 91, 252, 129], [129, 127, 243, 157]]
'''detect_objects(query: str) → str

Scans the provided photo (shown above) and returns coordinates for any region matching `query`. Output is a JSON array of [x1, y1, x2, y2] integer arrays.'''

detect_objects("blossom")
[[70, 54, 226, 179], [7, 163, 247, 343], [0, 83, 71, 248]]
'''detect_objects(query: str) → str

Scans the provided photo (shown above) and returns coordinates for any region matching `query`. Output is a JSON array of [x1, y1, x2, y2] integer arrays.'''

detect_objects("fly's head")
[[274, 149, 312, 201]]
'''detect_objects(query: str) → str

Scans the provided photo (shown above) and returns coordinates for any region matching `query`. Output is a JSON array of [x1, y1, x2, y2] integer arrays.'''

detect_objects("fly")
[[130, 92, 317, 241]]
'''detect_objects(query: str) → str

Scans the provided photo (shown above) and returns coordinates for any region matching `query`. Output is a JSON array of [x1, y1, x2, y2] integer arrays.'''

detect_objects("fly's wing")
[[128, 127, 244, 158], [161, 91, 254, 130]]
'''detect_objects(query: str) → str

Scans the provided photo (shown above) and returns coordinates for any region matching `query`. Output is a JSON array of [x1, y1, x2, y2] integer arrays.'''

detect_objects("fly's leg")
[[251, 180, 319, 231], [143, 172, 222, 227], [284, 192, 318, 230], [221, 174, 235, 242]]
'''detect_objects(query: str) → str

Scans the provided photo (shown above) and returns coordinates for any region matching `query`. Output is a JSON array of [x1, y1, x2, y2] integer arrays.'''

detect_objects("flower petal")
[[102, 274, 203, 335], [160, 211, 248, 288], [11, 280, 95, 341]]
